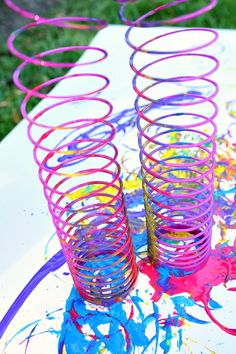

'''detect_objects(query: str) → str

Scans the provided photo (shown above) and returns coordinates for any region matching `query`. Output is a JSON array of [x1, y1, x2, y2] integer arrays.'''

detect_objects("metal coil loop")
[[116, 0, 219, 271], [5, 0, 138, 305]]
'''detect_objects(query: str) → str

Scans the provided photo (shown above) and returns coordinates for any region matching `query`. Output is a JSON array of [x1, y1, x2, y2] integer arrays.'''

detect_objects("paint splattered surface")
[[0, 26, 236, 353]]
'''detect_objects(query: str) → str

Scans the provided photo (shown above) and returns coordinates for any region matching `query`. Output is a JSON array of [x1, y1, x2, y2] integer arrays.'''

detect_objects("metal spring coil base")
[[5, 0, 138, 305]]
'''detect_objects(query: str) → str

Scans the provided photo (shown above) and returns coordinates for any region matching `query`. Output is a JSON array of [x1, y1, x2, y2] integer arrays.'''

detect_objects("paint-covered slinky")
[[116, 0, 219, 270], [5, 0, 137, 306]]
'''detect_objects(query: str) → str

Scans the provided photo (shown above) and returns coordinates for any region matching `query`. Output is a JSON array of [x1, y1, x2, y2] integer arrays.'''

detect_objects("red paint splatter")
[[138, 261, 162, 302], [70, 302, 83, 334], [203, 299, 236, 335], [70, 302, 97, 340], [138, 242, 236, 335], [227, 287, 236, 291], [128, 305, 134, 321]]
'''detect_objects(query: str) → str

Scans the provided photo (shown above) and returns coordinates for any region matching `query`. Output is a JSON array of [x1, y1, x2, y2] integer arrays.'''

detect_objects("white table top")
[[0, 25, 236, 354]]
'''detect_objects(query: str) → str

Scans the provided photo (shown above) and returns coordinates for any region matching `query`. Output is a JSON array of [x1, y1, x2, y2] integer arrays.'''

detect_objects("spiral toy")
[[5, 0, 138, 305], [115, 0, 219, 271]]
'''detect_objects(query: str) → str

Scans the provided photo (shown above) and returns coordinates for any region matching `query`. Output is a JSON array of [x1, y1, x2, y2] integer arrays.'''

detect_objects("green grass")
[[0, 0, 236, 141]]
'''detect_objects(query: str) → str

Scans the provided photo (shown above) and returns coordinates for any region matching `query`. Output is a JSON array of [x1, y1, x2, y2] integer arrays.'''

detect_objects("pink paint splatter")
[[138, 241, 236, 335]]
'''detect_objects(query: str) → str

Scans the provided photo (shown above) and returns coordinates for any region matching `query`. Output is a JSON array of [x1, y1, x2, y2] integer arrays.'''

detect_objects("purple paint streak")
[[0, 249, 65, 339]]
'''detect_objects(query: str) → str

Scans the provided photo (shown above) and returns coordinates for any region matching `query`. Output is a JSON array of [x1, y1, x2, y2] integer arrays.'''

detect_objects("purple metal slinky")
[[5, 0, 138, 305], [116, 0, 219, 271]]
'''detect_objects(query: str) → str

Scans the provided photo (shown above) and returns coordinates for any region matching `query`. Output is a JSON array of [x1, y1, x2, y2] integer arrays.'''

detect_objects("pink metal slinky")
[[5, 0, 138, 305], [116, 0, 219, 271]]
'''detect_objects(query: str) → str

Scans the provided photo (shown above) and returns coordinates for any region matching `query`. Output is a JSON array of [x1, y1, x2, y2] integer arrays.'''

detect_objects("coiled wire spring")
[[116, 0, 219, 271], [5, 0, 138, 305]]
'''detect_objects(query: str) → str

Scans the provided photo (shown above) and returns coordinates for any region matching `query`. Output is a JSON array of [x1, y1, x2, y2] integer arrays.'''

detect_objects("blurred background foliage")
[[0, 0, 235, 140]]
